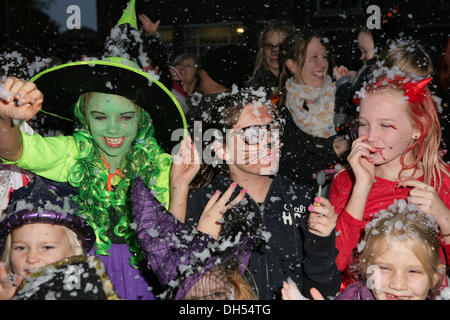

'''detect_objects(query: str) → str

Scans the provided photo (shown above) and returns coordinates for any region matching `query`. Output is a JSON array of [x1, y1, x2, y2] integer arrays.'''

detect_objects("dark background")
[[0, 0, 449, 76]]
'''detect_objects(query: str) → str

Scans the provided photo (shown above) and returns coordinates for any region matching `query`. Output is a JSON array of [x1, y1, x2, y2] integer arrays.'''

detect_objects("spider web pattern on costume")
[[131, 176, 268, 299], [131, 177, 221, 291]]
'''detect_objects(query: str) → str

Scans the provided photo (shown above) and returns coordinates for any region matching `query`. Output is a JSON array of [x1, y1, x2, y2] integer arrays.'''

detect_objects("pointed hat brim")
[[30, 58, 187, 152]]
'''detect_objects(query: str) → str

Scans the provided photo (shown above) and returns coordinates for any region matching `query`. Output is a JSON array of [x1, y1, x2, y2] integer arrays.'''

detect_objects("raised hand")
[[171, 135, 201, 186], [169, 135, 201, 222], [399, 179, 450, 238], [0, 77, 43, 121], [138, 13, 160, 35], [343, 136, 378, 222], [308, 196, 338, 237], [197, 183, 247, 239], [0, 263, 22, 300]]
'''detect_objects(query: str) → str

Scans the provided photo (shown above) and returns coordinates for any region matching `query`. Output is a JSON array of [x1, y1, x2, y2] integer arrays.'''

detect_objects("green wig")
[[67, 93, 171, 268]]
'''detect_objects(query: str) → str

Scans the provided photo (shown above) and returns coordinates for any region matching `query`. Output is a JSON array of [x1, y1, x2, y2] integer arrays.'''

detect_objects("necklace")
[[101, 156, 123, 191]]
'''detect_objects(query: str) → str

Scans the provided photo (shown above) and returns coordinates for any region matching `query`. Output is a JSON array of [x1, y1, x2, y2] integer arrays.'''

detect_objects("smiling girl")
[[281, 200, 446, 300], [335, 200, 446, 300], [0, 2, 188, 300], [0, 176, 120, 300], [277, 32, 349, 188], [329, 75, 450, 288]]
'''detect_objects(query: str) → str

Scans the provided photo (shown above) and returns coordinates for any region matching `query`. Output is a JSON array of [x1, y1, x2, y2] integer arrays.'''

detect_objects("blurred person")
[[171, 53, 200, 114], [277, 32, 349, 189], [248, 20, 296, 91]]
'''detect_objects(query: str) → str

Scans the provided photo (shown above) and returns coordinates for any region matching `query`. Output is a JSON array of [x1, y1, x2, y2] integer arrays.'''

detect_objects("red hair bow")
[[403, 77, 432, 103]]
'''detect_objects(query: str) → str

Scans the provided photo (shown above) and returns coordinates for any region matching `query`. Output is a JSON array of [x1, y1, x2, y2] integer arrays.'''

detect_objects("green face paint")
[[85, 92, 139, 170]]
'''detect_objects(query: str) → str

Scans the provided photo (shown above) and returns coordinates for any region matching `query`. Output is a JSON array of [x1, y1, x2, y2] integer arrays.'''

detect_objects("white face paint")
[[225, 103, 281, 176]]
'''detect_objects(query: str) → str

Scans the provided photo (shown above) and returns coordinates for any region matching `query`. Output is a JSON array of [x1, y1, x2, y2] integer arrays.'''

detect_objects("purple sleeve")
[[130, 176, 215, 286], [334, 281, 375, 300]]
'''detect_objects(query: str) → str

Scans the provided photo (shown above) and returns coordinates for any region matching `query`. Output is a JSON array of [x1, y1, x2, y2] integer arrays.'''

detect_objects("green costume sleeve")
[[1, 131, 172, 209], [0, 131, 78, 182]]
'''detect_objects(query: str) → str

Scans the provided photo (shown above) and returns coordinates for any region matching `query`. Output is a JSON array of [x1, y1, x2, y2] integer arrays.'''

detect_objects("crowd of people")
[[0, 0, 449, 301]]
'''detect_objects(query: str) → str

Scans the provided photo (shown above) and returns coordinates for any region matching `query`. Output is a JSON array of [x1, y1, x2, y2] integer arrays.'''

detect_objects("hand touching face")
[[357, 90, 420, 168]]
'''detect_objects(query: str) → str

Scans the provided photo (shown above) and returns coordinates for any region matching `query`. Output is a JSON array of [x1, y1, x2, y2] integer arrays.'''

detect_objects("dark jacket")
[[185, 173, 341, 300], [247, 68, 279, 91], [278, 105, 342, 189]]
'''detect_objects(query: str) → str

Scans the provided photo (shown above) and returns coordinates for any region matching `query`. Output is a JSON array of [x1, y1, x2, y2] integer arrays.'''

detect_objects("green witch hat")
[[117, 0, 138, 29], [30, 0, 186, 152]]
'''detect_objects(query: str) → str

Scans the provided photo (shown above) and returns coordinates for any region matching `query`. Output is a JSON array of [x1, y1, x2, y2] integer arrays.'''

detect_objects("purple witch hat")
[[131, 176, 267, 300], [0, 176, 96, 255]]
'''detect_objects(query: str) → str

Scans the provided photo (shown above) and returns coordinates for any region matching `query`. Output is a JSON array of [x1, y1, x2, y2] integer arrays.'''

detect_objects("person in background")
[[138, 12, 173, 90], [170, 53, 200, 114], [248, 20, 296, 91], [277, 32, 349, 190], [0, 121, 34, 214], [185, 45, 252, 126], [333, 26, 381, 128]]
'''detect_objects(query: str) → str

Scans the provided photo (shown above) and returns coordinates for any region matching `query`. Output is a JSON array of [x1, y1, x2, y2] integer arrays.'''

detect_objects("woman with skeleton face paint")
[[169, 89, 342, 300]]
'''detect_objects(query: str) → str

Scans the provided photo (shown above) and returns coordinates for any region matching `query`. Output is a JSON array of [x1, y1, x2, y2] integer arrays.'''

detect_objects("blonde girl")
[[338, 200, 446, 300], [282, 200, 446, 300], [329, 74, 450, 283]]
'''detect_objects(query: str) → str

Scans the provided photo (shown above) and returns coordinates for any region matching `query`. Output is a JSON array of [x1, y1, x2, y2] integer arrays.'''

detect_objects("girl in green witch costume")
[[0, 1, 187, 300]]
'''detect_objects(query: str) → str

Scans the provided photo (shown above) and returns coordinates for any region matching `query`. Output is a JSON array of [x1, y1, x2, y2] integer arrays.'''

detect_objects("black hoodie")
[[185, 173, 341, 300]]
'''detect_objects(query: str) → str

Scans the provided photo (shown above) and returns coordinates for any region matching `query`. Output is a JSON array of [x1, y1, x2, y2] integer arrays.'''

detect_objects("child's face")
[[357, 31, 375, 63], [85, 92, 139, 165], [358, 90, 419, 166], [184, 269, 235, 300], [10, 224, 75, 277], [370, 240, 436, 300]]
